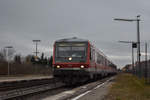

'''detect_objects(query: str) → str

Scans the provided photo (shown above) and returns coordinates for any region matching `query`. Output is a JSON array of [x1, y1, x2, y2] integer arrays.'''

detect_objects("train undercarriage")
[[53, 68, 115, 85]]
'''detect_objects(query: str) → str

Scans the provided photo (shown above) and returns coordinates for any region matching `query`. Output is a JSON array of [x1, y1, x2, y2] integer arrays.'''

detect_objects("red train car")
[[53, 37, 116, 84]]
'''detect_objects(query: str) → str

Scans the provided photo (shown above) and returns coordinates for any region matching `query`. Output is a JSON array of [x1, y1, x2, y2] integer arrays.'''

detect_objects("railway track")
[[0, 76, 115, 100], [0, 78, 64, 100], [41, 76, 115, 100]]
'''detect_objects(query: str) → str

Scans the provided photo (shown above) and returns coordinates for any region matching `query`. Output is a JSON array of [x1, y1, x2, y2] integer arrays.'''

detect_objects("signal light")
[[132, 43, 137, 48]]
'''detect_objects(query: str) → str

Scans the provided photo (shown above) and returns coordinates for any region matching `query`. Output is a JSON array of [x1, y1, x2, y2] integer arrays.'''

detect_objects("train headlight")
[[56, 65, 60, 68], [80, 65, 84, 68], [69, 57, 72, 61]]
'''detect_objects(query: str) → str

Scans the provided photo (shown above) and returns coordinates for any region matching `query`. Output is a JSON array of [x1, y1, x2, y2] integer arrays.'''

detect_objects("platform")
[[0, 75, 53, 83]]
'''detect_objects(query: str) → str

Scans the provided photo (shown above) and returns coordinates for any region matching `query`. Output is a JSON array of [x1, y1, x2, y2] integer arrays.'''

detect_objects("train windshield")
[[58, 46, 85, 57], [55, 43, 87, 62]]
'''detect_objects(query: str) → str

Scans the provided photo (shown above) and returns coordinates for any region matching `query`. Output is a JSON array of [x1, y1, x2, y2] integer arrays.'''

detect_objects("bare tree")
[[0, 52, 4, 61], [0, 48, 15, 61], [7, 48, 15, 59], [41, 53, 44, 61], [0, 48, 7, 61], [49, 56, 53, 67], [14, 54, 21, 63], [25, 55, 33, 63]]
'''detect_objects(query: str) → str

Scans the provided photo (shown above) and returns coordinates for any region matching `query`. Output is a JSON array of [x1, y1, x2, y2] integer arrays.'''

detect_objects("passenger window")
[[90, 48, 92, 60], [90, 47, 95, 61]]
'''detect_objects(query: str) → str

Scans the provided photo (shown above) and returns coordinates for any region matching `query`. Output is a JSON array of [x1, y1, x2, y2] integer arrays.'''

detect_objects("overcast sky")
[[0, 0, 150, 68]]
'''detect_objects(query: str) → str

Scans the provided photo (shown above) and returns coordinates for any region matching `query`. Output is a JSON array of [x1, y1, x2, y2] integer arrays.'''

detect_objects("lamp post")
[[118, 41, 137, 73], [32, 40, 41, 57], [114, 15, 141, 77], [5, 46, 13, 76]]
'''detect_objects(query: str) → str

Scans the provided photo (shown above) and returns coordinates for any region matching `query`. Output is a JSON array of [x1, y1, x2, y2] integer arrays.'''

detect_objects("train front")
[[52, 38, 90, 84]]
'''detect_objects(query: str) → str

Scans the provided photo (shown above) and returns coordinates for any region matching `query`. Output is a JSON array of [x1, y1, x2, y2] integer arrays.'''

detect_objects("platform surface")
[[0, 75, 53, 83]]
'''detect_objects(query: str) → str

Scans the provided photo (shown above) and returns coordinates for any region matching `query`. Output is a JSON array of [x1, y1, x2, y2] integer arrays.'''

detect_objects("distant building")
[[122, 64, 132, 72]]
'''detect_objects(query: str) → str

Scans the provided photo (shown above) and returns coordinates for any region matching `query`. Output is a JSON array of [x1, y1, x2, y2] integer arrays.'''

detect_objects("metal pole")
[[137, 15, 141, 77], [118, 41, 136, 74], [36, 42, 37, 57], [5, 46, 13, 76], [114, 16, 142, 77], [145, 42, 148, 83], [33, 40, 41, 57], [132, 45, 134, 74], [7, 48, 10, 76]]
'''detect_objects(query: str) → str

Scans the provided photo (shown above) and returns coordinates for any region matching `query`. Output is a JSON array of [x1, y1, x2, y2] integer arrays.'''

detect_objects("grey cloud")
[[0, 0, 150, 68]]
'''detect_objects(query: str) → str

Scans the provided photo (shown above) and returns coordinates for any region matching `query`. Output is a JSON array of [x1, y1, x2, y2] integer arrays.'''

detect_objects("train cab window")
[[71, 47, 86, 57], [57, 46, 71, 57], [104, 59, 106, 66]]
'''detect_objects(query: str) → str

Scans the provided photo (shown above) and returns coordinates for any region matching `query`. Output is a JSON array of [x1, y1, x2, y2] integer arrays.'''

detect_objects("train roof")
[[55, 37, 89, 43]]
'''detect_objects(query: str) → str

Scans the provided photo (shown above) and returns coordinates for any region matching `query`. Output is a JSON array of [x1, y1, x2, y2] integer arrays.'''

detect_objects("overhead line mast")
[[32, 40, 41, 57]]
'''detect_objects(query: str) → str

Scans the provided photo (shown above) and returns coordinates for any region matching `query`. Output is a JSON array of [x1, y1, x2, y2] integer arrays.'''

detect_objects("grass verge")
[[106, 73, 150, 100]]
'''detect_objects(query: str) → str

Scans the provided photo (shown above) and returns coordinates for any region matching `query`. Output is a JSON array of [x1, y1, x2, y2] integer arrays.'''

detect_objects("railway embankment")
[[106, 73, 150, 100]]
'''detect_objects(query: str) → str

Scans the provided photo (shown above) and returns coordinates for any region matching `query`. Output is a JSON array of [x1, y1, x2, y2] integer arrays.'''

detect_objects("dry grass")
[[106, 73, 150, 100]]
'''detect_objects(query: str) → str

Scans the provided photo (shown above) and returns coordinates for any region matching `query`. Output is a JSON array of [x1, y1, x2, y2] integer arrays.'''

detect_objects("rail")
[[0, 78, 64, 99]]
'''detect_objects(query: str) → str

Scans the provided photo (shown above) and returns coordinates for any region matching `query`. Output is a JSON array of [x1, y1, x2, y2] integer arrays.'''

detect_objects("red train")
[[53, 37, 117, 84]]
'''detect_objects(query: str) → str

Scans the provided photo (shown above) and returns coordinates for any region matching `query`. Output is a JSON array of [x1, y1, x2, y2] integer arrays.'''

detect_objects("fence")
[[134, 60, 150, 83]]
